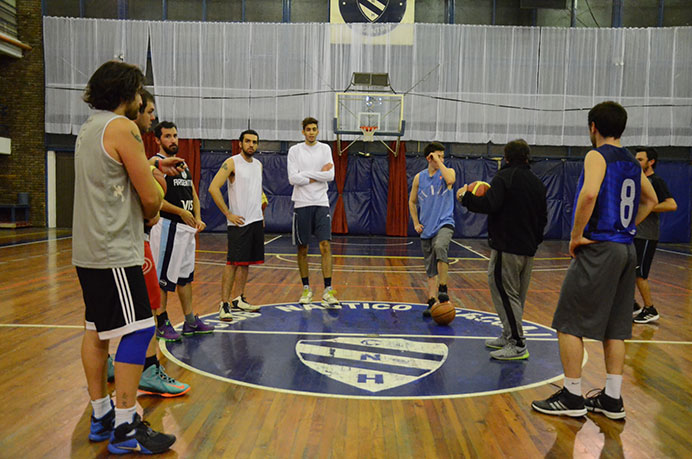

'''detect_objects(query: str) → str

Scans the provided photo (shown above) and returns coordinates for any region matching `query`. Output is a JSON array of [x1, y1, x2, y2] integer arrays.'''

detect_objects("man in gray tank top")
[[73, 60, 175, 454]]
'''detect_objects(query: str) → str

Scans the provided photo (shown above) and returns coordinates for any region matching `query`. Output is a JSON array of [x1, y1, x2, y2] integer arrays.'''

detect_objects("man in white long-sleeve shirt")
[[287, 117, 340, 308]]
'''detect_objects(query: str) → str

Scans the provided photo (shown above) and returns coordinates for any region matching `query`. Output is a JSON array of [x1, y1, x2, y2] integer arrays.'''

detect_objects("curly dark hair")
[[83, 61, 144, 111]]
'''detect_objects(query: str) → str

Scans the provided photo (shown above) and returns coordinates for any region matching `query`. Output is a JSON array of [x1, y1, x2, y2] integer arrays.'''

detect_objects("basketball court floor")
[[1, 228, 690, 457]]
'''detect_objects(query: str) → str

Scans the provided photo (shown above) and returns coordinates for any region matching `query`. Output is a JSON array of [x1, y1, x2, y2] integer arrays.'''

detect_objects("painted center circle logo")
[[162, 302, 566, 399]]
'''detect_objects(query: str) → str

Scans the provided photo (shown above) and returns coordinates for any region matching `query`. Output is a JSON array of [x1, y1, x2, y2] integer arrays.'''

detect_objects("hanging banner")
[[330, 0, 415, 45]]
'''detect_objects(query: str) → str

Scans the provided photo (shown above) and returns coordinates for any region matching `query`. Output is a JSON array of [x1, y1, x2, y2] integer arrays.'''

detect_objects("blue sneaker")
[[89, 401, 115, 442], [182, 315, 214, 336], [107, 413, 176, 455], [139, 364, 191, 397]]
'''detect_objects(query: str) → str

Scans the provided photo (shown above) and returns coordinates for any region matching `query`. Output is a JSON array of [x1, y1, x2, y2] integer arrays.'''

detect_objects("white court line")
[[2, 323, 689, 346], [264, 235, 281, 245], [0, 236, 72, 249], [330, 241, 414, 247], [209, 329, 555, 339], [657, 248, 692, 257], [451, 239, 489, 260], [0, 323, 81, 329], [0, 324, 692, 346]]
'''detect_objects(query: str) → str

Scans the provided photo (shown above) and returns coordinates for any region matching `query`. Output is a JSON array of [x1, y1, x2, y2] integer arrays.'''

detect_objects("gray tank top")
[[72, 111, 144, 268]]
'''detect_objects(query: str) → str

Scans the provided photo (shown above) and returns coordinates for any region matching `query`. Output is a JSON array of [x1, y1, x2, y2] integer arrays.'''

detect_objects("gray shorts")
[[292, 205, 331, 246], [420, 226, 454, 278], [552, 241, 636, 341]]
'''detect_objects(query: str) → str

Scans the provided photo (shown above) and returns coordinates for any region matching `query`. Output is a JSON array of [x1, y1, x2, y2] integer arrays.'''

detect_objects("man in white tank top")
[[208, 129, 265, 320]]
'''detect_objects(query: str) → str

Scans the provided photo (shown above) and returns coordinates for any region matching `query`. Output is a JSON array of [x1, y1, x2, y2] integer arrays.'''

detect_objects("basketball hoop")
[[360, 125, 377, 142]]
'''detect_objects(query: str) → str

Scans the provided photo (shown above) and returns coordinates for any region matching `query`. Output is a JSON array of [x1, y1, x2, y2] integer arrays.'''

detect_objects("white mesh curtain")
[[43, 17, 149, 134], [45, 18, 692, 146]]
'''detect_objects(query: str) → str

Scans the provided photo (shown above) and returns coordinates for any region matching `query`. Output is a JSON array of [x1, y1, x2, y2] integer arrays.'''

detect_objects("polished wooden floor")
[[1, 228, 690, 458]]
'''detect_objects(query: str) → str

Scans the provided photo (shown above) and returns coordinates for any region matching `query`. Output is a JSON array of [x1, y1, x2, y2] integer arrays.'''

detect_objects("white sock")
[[90, 395, 111, 419], [564, 377, 581, 396], [115, 406, 137, 429], [605, 374, 623, 399]]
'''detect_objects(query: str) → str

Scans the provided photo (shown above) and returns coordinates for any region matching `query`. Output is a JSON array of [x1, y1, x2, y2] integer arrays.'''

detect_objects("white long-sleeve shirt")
[[287, 141, 335, 208]]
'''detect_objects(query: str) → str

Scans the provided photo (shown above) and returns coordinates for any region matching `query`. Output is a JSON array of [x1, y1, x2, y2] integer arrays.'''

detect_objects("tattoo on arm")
[[222, 163, 228, 170], [131, 131, 142, 144]]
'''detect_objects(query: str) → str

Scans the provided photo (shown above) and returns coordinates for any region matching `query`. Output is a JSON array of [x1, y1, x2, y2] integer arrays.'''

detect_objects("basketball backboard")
[[334, 92, 405, 137]]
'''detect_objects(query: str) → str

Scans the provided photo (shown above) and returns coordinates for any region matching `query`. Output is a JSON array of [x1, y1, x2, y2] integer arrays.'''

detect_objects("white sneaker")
[[299, 287, 313, 304], [233, 295, 260, 312], [218, 301, 233, 322], [322, 289, 340, 308]]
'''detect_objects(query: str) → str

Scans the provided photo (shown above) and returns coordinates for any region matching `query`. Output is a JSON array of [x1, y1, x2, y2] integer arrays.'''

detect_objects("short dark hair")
[[139, 88, 154, 113], [83, 61, 144, 111], [154, 121, 177, 139], [635, 147, 659, 169], [504, 139, 530, 165], [424, 142, 445, 157], [302, 117, 318, 129], [588, 101, 627, 139], [239, 129, 259, 142]]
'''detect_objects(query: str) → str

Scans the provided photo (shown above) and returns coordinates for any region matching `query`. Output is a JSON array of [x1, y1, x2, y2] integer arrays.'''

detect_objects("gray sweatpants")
[[487, 249, 534, 347]]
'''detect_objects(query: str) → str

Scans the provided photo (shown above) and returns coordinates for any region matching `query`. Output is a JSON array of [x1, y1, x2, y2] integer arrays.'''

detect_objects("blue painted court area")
[[263, 234, 485, 259], [162, 302, 565, 399]]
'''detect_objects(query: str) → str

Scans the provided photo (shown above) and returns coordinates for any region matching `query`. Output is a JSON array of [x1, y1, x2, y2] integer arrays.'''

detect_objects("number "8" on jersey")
[[620, 178, 636, 227]]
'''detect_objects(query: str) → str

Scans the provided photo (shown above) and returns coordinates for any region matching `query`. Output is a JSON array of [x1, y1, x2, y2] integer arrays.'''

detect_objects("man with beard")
[[208, 130, 264, 320], [106, 90, 191, 397], [632, 147, 677, 323], [73, 60, 175, 454], [149, 121, 214, 340]]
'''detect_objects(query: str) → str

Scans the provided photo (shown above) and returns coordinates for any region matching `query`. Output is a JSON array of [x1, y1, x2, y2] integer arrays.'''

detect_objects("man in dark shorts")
[[458, 139, 547, 360], [73, 60, 175, 454], [287, 117, 339, 308], [632, 147, 677, 324], [208, 129, 264, 320], [106, 89, 191, 397], [408, 142, 456, 317], [531, 101, 657, 420]]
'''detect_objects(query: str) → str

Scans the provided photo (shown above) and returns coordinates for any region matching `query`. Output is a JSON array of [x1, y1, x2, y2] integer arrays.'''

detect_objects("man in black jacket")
[[457, 139, 547, 360]]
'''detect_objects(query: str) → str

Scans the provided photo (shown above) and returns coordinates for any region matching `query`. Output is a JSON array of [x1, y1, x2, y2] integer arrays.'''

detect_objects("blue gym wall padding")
[[199, 151, 691, 243]]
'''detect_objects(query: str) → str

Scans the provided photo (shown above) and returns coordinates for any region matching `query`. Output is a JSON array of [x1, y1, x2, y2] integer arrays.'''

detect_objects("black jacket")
[[461, 163, 547, 256]]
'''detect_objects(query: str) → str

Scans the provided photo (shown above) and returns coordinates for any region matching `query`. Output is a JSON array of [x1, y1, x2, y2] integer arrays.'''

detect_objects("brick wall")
[[0, 0, 45, 226]]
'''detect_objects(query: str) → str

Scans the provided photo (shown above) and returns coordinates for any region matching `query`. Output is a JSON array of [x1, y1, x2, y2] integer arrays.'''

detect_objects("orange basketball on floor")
[[468, 181, 490, 196], [431, 301, 456, 326]]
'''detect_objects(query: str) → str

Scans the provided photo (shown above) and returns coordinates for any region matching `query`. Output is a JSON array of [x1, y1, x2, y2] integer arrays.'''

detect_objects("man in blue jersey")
[[409, 142, 457, 317], [531, 101, 657, 420]]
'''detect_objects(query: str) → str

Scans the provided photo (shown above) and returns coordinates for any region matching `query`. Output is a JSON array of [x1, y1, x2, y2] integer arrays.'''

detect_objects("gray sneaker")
[[490, 343, 529, 360], [485, 336, 509, 349]]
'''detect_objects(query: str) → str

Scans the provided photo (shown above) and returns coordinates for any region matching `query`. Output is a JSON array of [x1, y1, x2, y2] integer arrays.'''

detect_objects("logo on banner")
[[331, 0, 414, 44], [338, 1, 408, 23], [296, 337, 447, 393]]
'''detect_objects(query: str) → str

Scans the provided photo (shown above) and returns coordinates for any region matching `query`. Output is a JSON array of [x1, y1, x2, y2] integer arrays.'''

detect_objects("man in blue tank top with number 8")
[[532, 101, 657, 420]]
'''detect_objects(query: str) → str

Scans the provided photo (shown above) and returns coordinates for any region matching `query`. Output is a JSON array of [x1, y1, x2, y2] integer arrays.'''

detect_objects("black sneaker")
[[423, 298, 436, 318], [438, 292, 450, 303], [107, 413, 176, 455], [633, 306, 659, 324], [584, 388, 626, 420], [531, 387, 587, 417], [632, 302, 643, 316]]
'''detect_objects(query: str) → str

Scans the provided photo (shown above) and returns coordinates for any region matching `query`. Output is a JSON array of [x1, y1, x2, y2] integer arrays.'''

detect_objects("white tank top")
[[227, 154, 263, 227], [72, 111, 144, 268]]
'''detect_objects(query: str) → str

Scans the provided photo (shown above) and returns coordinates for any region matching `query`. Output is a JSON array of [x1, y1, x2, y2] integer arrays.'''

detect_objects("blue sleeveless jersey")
[[573, 145, 641, 244], [417, 169, 455, 239]]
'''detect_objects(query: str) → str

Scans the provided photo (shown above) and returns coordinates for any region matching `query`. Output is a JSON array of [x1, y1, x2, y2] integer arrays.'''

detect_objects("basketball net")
[[360, 125, 377, 142]]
